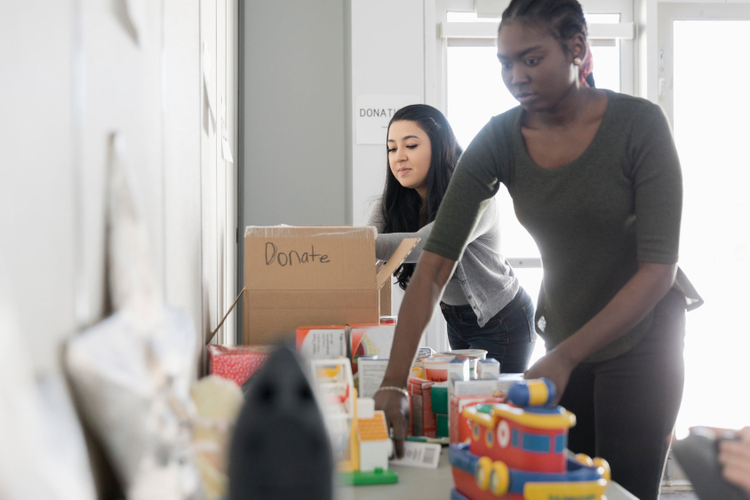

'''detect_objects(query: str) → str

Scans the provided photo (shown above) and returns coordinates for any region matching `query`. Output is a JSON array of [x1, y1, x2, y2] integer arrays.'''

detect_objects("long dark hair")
[[379, 104, 462, 290], [500, 0, 595, 87]]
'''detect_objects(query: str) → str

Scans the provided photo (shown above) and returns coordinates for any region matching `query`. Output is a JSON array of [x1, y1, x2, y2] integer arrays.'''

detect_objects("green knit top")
[[424, 90, 701, 362]]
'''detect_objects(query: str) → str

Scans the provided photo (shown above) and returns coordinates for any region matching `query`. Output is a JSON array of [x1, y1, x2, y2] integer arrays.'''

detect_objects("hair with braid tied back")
[[500, 0, 595, 87]]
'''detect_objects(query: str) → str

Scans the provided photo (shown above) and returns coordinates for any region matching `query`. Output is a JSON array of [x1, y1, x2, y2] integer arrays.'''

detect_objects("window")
[[658, 3, 750, 438]]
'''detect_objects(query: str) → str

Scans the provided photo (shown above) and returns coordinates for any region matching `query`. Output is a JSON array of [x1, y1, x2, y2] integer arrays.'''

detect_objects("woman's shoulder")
[[604, 90, 666, 120], [462, 107, 523, 160], [366, 196, 386, 229], [488, 105, 524, 130]]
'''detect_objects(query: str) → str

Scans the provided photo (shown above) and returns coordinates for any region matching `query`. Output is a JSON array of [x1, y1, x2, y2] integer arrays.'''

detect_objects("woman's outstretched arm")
[[374, 250, 456, 458]]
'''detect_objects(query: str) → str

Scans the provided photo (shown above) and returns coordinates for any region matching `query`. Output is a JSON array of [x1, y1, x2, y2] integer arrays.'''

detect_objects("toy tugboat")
[[450, 378, 611, 500]]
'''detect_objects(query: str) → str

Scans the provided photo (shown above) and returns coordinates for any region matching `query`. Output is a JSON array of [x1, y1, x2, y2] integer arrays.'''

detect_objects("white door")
[[659, 3, 750, 436]]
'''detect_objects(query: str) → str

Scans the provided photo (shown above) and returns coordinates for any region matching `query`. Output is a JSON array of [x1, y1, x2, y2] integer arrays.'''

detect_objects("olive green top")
[[424, 91, 701, 362]]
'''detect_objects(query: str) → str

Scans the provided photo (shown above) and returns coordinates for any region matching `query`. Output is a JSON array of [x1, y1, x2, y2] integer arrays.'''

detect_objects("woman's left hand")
[[523, 348, 577, 405]]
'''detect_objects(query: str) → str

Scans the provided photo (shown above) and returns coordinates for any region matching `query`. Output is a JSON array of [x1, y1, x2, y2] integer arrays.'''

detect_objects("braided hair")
[[500, 0, 595, 87], [379, 104, 462, 290]]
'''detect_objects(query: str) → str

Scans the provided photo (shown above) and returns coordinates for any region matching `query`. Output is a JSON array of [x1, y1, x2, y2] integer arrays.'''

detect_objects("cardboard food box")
[[430, 382, 449, 415], [207, 344, 274, 386], [451, 373, 524, 399], [295, 325, 348, 359], [357, 356, 389, 398], [408, 378, 437, 438], [242, 226, 417, 345], [350, 323, 396, 381]]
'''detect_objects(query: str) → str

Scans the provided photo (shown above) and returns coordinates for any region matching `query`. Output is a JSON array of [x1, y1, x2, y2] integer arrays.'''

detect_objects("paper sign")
[[202, 41, 216, 132], [355, 95, 421, 144]]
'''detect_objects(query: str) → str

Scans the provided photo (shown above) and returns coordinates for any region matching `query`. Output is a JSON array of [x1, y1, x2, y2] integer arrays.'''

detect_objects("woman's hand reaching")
[[523, 348, 577, 405], [374, 387, 411, 459]]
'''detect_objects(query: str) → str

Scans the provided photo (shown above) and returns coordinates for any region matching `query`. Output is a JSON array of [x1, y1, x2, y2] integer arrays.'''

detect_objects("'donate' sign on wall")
[[355, 94, 421, 145]]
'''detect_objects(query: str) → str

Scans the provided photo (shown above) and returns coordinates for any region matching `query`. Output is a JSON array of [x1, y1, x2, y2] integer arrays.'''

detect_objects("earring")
[[573, 57, 582, 66]]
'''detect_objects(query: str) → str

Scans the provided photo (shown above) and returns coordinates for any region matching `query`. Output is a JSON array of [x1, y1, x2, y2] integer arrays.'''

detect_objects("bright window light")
[[672, 19, 750, 437]]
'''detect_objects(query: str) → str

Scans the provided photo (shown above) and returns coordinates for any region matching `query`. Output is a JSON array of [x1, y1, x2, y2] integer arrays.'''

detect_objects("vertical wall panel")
[[0, 0, 238, 376], [240, 0, 347, 228], [214, 0, 227, 344], [350, 0, 425, 226], [0, 2, 76, 372], [350, 1, 447, 352], [222, 0, 239, 344], [79, 0, 165, 323], [164, 0, 203, 342], [200, 0, 219, 345]]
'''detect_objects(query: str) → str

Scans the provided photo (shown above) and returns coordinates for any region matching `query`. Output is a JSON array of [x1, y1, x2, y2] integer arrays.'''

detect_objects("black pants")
[[559, 289, 686, 500]]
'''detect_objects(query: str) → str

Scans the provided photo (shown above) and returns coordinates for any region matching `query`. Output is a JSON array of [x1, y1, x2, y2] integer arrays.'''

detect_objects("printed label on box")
[[389, 441, 441, 469], [296, 326, 348, 359], [358, 356, 389, 398]]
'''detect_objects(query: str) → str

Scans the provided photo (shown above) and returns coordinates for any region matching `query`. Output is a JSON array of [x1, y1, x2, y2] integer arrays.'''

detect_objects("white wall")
[[350, 0, 449, 352], [350, 1, 426, 226], [0, 0, 237, 489], [0, 2, 77, 374]]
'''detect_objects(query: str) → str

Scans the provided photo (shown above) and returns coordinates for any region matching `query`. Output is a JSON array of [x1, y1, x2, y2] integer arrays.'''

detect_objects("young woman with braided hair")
[[374, 0, 702, 498]]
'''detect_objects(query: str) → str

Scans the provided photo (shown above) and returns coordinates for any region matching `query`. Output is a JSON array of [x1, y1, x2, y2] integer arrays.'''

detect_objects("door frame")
[[657, 2, 750, 125]]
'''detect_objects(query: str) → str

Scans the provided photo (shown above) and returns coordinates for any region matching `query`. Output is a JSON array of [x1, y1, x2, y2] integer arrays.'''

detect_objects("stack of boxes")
[[207, 226, 525, 456], [207, 226, 417, 390]]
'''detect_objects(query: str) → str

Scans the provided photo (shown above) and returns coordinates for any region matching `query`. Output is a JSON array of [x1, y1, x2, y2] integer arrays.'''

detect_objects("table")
[[336, 448, 639, 500]]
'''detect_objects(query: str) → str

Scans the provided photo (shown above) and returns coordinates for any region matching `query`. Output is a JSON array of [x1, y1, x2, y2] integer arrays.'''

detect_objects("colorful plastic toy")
[[309, 357, 397, 485], [450, 378, 611, 500]]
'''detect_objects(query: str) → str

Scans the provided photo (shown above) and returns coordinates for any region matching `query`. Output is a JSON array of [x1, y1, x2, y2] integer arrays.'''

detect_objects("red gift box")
[[207, 345, 274, 386]]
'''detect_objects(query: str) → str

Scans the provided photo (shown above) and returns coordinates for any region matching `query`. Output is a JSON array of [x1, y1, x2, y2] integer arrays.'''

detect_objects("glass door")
[[659, 3, 750, 437]]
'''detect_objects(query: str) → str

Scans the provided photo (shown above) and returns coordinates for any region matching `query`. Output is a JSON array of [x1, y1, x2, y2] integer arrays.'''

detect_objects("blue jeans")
[[440, 288, 537, 373]]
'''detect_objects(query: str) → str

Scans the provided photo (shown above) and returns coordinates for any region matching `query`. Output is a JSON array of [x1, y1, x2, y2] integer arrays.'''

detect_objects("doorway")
[[659, 3, 750, 437]]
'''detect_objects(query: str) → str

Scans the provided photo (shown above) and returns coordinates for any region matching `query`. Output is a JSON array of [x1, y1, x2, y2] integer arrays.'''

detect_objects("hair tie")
[[579, 42, 594, 88]]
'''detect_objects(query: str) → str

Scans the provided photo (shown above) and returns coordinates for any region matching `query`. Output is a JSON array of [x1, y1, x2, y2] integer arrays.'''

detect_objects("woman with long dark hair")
[[374, 2, 702, 498], [368, 104, 536, 372]]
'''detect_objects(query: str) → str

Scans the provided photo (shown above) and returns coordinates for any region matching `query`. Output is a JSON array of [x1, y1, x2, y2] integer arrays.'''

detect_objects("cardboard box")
[[242, 226, 417, 345], [379, 279, 392, 317], [408, 378, 424, 437], [357, 356, 389, 398], [430, 383, 449, 415], [295, 325, 348, 359], [436, 413, 449, 438], [350, 323, 396, 389], [476, 358, 500, 379], [207, 344, 274, 386], [451, 373, 524, 399], [408, 378, 437, 438]]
